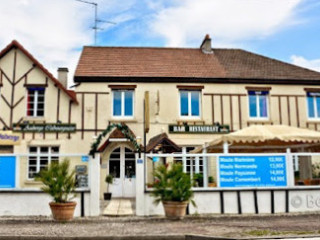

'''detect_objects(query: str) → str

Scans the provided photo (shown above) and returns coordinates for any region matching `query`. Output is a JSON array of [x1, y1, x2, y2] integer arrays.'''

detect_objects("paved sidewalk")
[[0, 213, 320, 239]]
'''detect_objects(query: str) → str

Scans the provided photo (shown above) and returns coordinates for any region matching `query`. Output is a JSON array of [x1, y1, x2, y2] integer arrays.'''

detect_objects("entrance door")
[[109, 146, 136, 198]]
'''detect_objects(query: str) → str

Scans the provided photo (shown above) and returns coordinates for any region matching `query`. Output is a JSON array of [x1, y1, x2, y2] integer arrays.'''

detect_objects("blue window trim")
[[179, 90, 201, 118], [307, 92, 320, 120], [112, 90, 134, 118], [248, 90, 269, 119]]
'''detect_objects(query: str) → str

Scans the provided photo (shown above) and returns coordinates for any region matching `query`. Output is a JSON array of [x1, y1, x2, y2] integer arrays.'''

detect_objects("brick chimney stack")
[[57, 67, 69, 88], [200, 34, 213, 54]]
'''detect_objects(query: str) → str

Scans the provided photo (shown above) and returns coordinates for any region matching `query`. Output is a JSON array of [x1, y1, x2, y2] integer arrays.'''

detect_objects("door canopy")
[[89, 123, 141, 157]]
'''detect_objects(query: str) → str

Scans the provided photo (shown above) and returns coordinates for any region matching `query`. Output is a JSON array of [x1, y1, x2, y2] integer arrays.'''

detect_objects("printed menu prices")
[[218, 155, 287, 187]]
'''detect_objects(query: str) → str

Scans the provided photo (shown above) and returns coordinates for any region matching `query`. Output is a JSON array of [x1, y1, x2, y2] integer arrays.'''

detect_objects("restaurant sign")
[[0, 131, 21, 145], [169, 124, 230, 134], [13, 123, 76, 133]]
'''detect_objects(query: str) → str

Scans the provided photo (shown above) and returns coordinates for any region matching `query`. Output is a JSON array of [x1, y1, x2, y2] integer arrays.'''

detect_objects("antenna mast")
[[75, 0, 116, 45]]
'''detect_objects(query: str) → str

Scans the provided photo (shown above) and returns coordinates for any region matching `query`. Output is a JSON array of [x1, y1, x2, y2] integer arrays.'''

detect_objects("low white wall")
[[140, 188, 320, 216], [0, 191, 91, 217]]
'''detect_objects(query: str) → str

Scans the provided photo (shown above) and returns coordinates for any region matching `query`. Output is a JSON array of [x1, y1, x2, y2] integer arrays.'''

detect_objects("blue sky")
[[0, 0, 320, 83]]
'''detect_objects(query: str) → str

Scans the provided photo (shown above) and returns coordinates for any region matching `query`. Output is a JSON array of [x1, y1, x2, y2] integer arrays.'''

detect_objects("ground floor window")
[[294, 155, 320, 186], [28, 146, 59, 179]]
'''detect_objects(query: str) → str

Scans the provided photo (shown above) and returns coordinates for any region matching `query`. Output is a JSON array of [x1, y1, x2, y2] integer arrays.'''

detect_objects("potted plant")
[[104, 174, 113, 200], [151, 163, 196, 219], [208, 176, 216, 187], [193, 173, 203, 187], [36, 159, 77, 221]]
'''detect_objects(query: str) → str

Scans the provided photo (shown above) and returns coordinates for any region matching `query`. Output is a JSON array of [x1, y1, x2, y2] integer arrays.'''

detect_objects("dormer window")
[[27, 87, 45, 117]]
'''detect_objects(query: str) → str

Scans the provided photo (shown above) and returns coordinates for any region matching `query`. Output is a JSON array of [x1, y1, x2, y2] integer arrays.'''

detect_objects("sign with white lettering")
[[218, 155, 287, 187], [0, 131, 20, 145], [13, 123, 76, 133], [169, 124, 229, 134]]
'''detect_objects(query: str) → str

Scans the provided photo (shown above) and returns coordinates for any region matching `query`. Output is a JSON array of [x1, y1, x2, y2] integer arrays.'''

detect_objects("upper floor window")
[[27, 88, 45, 117], [307, 92, 320, 119], [113, 90, 134, 118], [180, 91, 200, 118], [28, 146, 59, 179], [248, 90, 269, 119]]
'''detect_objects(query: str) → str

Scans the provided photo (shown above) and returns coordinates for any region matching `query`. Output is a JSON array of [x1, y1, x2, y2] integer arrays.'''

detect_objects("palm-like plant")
[[151, 163, 195, 206], [36, 159, 76, 203]]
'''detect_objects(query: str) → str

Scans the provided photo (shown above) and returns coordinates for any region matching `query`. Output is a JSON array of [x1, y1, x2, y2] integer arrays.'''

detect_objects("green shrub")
[[105, 174, 113, 192], [208, 176, 214, 183], [36, 159, 76, 203], [151, 163, 195, 206]]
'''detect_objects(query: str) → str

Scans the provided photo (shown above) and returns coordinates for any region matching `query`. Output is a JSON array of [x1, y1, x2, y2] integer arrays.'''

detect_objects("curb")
[[0, 235, 237, 240]]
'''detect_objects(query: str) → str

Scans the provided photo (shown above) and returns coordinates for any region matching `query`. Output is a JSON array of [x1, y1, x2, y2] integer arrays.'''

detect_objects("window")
[[307, 92, 320, 119], [113, 90, 134, 117], [28, 146, 59, 179], [180, 91, 200, 118], [248, 90, 269, 119], [27, 88, 45, 117]]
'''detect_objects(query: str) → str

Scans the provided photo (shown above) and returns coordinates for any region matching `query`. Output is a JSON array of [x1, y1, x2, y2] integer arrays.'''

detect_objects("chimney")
[[200, 34, 213, 54], [57, 67, 68, 88]]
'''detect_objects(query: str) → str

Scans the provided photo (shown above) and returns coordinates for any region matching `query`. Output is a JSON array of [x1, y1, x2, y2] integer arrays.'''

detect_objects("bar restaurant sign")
[[0, 131, 21, 145], [169, 124, 230, 134], [13, 123, 76, 133]]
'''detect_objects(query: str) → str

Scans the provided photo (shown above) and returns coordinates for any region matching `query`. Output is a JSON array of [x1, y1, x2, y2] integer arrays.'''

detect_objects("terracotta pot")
[[49, 202, 77, 221], [162, 201, 188, 219]]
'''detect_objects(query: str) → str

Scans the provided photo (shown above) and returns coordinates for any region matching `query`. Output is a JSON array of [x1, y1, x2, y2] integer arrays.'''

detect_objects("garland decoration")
[[89, 123, 141, 157]]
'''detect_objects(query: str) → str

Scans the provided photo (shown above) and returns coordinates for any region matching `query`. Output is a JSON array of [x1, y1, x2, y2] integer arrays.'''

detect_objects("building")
[[1, 35, 320, 214]]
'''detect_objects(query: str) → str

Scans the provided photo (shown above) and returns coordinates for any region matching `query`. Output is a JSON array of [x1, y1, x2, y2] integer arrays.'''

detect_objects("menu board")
[[218, 155, 287, 187]]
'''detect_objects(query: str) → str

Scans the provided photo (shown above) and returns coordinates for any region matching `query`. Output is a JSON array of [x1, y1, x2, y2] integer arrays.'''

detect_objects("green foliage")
[[89, 123, 140, 157], [35, 159, 76, 203], [151, 163, 195, 206], [105, 174, 113, 192], [208, 176, 214, 183], [193, 173, 203, 187]]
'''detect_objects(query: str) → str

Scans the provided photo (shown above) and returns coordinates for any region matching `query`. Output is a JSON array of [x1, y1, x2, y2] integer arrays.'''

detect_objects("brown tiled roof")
[[98, 124, 136, 152], [74, 46, 320, 83], [0, 40, 78, 103], [146, 133, 181, 153]]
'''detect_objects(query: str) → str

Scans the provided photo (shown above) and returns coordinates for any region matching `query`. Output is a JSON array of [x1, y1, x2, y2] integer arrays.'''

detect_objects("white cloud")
[[150, 0, 303, 47], [0, 0, 133, 86], [291, 55, 320, 72], [0, 0, 95, 86]]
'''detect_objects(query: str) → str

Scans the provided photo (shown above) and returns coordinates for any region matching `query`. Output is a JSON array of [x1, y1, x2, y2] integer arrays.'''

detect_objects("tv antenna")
[[75, 0, 116, 45]]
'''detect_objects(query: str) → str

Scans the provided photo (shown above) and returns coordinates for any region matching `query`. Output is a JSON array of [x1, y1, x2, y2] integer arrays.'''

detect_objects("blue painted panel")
[[0, 156, 16, 188], [219, 155, 287, 188]]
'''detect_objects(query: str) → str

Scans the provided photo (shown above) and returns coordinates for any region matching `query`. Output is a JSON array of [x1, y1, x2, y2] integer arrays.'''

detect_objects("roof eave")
[[74, 76, 320, 85]]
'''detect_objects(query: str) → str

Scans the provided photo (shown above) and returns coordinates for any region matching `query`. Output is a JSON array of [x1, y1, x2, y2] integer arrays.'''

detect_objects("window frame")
[[27, 146, 59, 179], [247, 90, 269, 120], [306, 92, 320, 120], [179, 90, 201, 119], [111, 90, 134, 119], [26, 88, 45, 117]]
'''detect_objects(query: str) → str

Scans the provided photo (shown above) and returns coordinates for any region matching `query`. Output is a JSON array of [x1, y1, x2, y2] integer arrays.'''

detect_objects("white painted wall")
[[0, 191, 91, 216], [137, 189, 320, 216]]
